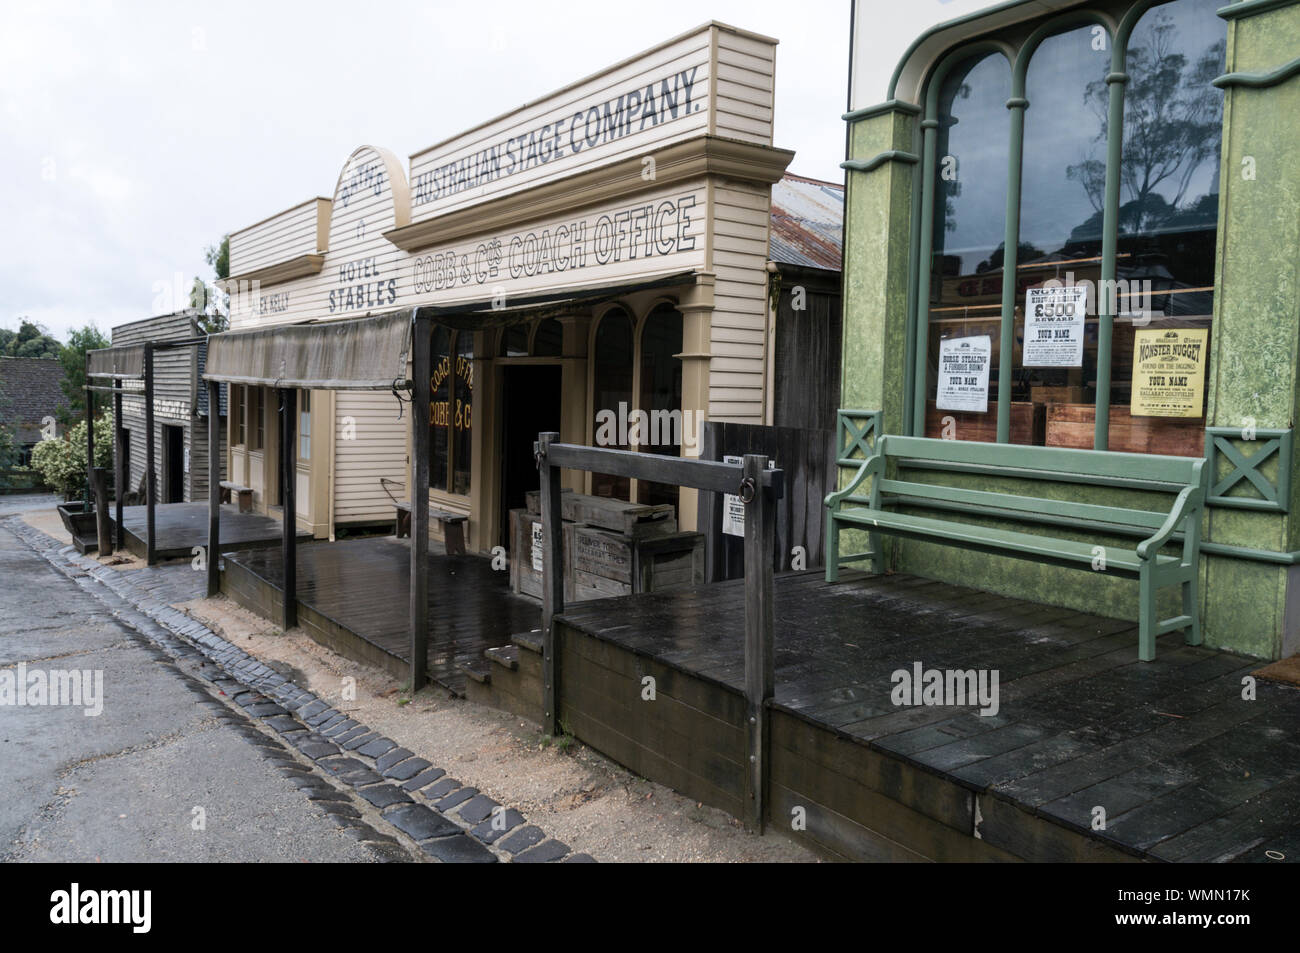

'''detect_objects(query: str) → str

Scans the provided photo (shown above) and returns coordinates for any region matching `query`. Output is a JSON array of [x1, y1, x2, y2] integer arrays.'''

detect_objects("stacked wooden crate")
[[510, 491, 705, 602]]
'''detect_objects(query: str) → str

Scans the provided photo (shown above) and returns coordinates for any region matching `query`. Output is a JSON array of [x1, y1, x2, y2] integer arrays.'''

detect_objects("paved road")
[[0, 522, 400, 862]]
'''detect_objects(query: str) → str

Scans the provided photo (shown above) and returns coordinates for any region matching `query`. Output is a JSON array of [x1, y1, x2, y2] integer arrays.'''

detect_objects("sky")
[[0, 0, 991, 342]]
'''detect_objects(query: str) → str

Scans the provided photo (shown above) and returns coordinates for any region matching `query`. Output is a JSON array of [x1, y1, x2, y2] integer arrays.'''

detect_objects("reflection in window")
[[500, 325, 528, 357], [591, 308, 634, 499], [637, 304, 683, 508], [925, 51, 1011, 440], [299, 390, 311, 461]]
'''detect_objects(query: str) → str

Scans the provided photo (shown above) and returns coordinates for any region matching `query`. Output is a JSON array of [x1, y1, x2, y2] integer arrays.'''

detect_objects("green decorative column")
[[1203, 0, 1300, 658], [839, 101, 920, 438]]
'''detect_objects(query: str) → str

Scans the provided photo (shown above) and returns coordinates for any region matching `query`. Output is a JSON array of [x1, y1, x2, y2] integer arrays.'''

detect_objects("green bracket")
[[835, 409, 884, 466], [1204, 426, 1293, 512], [841, 151, 920, 174], [1213, 56, 1300, 89]]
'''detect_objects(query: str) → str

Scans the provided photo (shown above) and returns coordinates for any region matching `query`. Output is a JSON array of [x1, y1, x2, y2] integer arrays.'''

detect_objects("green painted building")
[[838, 0, 1300, 659]]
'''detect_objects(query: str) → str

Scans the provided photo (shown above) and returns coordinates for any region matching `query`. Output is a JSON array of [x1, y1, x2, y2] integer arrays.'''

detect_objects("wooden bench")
[[824, 435, 1207, 661], [394, 502, 467, 555], [219, 481, 254, 513]]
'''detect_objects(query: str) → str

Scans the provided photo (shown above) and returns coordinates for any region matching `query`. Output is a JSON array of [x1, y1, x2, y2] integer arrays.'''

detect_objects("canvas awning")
[[86, 344, 145, 379], [203, 309, 414, 390]]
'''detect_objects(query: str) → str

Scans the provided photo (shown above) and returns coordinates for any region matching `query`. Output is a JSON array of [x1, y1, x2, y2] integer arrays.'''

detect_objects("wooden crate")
[[925, 401, 1045, 445], [570, 526, 705, 602], [1045, 404, 1204, 457], [509, 508, 577, 601], [525, 489, 677, 538]]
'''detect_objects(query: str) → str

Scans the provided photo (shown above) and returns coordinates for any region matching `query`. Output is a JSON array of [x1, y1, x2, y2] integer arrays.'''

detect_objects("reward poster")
[[937, 335, 991, 413], [1024, 285, 1087, 367], [1130, 328, 1209, 417]]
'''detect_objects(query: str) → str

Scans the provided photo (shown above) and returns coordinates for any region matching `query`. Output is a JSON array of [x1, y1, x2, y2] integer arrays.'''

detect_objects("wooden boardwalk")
[[114, 503, 308, 560], [555, 571, 1300, 862], [223, 537, 539, 693]]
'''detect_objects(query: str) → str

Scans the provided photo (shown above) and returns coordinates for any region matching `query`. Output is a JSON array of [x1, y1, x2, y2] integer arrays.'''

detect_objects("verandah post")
[[538, 431, 563, 737], [144, 343, 156, 565], [279, 388, 297, 630], [114, 377, 124, 550], [206, 379, 221, 598], [742, 453, 775, 833], [409, 313, 432, 692]]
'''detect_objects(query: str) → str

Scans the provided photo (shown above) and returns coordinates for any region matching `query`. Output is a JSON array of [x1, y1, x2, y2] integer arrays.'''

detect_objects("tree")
[[190, 235, 231, 334], [1067, 11, 1225, 234], [58, 324, 110, 425], [0, 319, 61, 359]]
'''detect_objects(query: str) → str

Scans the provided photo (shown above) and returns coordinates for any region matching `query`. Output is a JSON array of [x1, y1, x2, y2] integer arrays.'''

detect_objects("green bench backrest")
[[873, 435, 1206, 533]]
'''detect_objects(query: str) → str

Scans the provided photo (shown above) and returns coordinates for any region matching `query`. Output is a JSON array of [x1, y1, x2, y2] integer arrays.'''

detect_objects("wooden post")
[[144, 343, 156, 565], [409, 314, 432, 692], [114, 378, 124, 550], [279, 388, 297, 630], [742, 453, 774, 833], [538, 431, 564, 736], [206, 379, 222, 598], [84, 375, 94, 502]]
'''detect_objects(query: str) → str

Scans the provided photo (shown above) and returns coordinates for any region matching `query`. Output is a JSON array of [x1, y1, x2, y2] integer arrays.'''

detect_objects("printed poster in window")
[[1130, 328, 1209, 418], [937, 335, 991, 413], [1024, 285, 1087, 367]]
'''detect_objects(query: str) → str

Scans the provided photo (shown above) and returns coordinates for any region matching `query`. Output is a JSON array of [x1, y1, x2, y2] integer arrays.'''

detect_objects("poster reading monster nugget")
[[1130, 328, 1209, 418]]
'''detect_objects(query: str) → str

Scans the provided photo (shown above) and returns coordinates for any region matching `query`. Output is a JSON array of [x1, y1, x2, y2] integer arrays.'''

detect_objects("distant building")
[[0, 356, 71, 464], [111, 310, 226, 503], [767, 173, 844, 431]]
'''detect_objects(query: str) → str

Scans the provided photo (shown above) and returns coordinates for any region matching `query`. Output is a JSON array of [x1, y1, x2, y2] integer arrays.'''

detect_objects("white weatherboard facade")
[[223, 21, 793, 552]]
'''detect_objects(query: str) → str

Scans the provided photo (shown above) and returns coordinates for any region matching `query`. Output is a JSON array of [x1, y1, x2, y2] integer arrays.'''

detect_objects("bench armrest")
[[1136, 485, 1201, 561], [825, 453, 884, 510]]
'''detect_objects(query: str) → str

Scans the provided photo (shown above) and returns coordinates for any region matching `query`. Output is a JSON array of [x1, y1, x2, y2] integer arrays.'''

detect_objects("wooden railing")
[[534, 431, 784, 832]]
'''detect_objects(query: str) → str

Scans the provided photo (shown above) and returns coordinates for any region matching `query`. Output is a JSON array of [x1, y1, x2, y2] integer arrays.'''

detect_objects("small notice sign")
[[530, 521, 543, 572], [1024, 285, 1087, 367], [1130, 328, 1209, 418], [721, 455, 776, 537], [937, 335, 991, 413]]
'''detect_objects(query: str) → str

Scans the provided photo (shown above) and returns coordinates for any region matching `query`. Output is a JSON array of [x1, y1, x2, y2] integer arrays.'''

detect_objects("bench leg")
[[1138, 568, 1157, 662], [825, 512, 840, 583], [444, 521, 466, 556], [868, 530, 883, 575], [1182, 571, 1202, 647]]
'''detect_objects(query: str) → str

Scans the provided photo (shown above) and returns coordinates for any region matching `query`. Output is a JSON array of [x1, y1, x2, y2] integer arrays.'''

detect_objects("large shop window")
[[921, 0, 1224, 455], [429, 327, 473, 496], [637, 304, 684, 509], [591, 307, 634, 500]]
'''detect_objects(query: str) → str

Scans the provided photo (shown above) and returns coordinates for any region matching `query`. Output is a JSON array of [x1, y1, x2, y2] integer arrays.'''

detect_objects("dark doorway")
[[162, 425, 185, 503], [499, 365, 562, 547]]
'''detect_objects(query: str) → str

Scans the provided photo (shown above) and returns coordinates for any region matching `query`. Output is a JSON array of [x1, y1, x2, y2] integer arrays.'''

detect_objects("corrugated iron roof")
[[770, 173, 844, 272]]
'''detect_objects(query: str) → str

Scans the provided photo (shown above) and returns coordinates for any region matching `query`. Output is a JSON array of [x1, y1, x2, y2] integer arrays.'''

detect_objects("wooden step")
[[485, 645, 519, 671], [512, 629, 543, 654], [460, 658, 492, 685]]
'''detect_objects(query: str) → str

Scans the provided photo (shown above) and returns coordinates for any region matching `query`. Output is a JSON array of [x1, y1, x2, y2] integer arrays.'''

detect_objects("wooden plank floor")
[[556, 571, 1300, 862], [114, 503, 309, 560], [225, 536, 539, 693]]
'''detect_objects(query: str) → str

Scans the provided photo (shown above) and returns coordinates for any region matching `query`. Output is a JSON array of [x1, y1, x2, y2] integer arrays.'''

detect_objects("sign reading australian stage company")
[[413, 66, 704, 206]]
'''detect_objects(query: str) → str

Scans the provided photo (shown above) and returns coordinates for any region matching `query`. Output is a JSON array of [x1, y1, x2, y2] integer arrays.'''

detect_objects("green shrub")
[[29, 415, 114, 499]]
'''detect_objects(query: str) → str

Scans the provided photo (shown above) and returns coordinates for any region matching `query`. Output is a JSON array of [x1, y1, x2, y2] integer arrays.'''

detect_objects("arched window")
[[915, 0, 1224, 454], [637, 303, 683, 507], [591, 307, 634, 499], [532, 318, 563, 357], [429, 326, 473, 495], [500, 324, 528, 357]]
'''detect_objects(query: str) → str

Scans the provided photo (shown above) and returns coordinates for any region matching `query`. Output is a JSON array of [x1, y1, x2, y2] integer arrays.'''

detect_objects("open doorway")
[[161, 424, 185, 503], [499, 365, 562, 547]]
